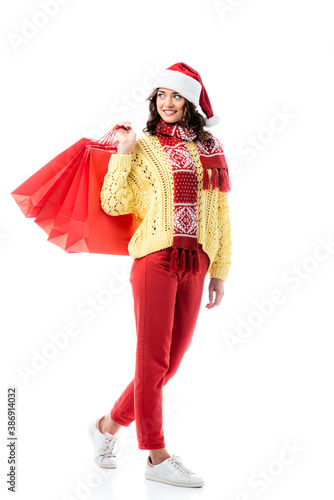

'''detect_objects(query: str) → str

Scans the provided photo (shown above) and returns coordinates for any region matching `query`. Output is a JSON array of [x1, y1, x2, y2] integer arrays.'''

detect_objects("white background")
[[1, 0, 334, 499]]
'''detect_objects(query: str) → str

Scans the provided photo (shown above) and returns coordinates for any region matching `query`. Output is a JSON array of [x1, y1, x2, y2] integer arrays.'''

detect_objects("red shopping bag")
[[11, 138, 89, 218], [60, 153, 90, 251], [64, 146, 136, 255], [46, 148, 90, 249], [34, 144, 88, 235], [11, 126, 137, 256]]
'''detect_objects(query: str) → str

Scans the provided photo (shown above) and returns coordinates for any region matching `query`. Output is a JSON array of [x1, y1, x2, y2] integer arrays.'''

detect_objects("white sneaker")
[[88, 416, 119, 468], [145, 454, 205, 487]]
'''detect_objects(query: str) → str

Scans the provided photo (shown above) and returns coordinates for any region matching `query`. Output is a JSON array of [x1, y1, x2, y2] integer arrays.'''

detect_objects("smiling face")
[[156, 87, 186, 124]]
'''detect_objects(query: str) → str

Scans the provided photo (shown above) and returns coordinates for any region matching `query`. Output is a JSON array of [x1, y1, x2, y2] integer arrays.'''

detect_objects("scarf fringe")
[[219, 167, 232, 191], [186, 249, 194, 273], [203, 168, 210, 190], [211, 168, 219, 189], [203, 167, 232, 192], [193, 249, 200, 273], [169, 247, 201, 274], [170, 246, 179, 272]]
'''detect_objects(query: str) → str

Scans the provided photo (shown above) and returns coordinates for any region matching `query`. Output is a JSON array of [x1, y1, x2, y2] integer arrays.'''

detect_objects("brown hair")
[[142, 88, 212, 141]]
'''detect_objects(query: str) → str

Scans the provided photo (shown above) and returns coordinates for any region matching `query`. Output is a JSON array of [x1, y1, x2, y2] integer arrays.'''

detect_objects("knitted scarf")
[[155, 118, 231, 276]]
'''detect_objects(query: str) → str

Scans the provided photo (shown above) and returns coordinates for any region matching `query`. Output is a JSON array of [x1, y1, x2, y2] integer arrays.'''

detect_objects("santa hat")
[[149, 62, 220, 127]]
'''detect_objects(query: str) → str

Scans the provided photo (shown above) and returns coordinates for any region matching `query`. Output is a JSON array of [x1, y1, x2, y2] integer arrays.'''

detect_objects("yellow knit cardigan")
[[100, 134, 232, 282]]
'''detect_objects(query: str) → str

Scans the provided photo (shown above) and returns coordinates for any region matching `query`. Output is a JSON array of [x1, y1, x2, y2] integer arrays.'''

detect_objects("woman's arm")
[[100, 152, 136, 216], [100, 121, 138, 216]]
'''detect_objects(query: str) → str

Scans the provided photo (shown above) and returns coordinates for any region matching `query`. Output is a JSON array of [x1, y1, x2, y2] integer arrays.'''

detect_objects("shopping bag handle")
[[85, 125, 122, 152]]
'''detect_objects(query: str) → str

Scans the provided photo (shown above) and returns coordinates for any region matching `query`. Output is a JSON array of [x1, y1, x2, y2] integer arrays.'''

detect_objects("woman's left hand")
[[206, 278, 224, 309]]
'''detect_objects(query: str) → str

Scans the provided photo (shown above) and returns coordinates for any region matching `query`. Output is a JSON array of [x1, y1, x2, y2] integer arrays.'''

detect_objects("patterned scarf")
[[155, 118, 231, 275]]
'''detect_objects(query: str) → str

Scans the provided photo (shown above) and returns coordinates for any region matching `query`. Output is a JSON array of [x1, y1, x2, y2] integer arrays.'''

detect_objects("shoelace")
[[97, 435, 118, 459], [168, 455, 193, 477]]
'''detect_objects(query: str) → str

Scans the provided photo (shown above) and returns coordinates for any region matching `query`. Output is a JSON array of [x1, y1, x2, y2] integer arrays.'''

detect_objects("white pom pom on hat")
[[149, 61, 220, 127]]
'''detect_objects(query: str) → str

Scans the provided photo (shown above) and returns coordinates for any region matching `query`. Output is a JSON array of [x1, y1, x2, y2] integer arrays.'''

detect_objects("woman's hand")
[[206, 277, 224, 309], [115, 121, 136, 154]]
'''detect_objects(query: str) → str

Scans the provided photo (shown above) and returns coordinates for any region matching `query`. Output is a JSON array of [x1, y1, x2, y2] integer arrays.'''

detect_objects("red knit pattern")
[[155, 118, 231, 276]]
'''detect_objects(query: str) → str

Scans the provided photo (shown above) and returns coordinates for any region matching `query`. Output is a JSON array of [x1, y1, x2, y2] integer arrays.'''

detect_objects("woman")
[[89, 62, 232, 488]]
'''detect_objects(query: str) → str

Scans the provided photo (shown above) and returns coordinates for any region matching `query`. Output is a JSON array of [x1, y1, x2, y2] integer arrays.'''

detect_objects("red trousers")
[[110, 244, 210, 450]]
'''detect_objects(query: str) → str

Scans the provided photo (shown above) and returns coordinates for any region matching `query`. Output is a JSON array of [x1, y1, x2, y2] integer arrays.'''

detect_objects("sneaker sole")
[[145, 471, 204, 488], [88, 420, 117, 469]]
